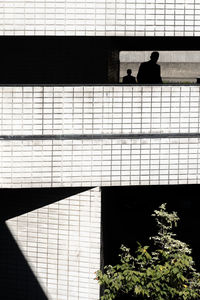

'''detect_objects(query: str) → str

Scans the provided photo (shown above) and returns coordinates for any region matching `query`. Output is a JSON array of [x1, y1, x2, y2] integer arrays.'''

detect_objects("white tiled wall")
[[0, 0, 199, 36], [6, 187, 101, 300], [1, 138, 200, 188], [0, 85, 200, 188], [0, 86, 200, 136]]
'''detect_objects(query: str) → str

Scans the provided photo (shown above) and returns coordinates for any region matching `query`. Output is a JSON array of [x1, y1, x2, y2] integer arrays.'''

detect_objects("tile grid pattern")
[[6, 187, 101, 300], [0, 0, 200, 36], [1, 137, 200, 188], [1, 85, 200, 188], [0, 85, 200, 136]]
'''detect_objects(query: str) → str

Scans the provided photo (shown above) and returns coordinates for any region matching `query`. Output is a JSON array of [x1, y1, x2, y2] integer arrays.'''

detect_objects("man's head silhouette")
[[127, 69, 132, 75], [150, 51, 159, 63]]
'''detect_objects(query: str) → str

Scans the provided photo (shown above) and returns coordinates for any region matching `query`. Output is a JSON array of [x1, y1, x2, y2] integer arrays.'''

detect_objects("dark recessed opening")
[[1, 36, 200, 84], [101, 185, 200, 270]]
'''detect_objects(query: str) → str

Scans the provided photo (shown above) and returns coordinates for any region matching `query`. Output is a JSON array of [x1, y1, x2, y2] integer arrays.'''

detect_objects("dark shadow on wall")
[[0, 187, 92, 299], [0, 222, 48, 300], [101, 185, 200, 270], [0, 187, 91, 221]]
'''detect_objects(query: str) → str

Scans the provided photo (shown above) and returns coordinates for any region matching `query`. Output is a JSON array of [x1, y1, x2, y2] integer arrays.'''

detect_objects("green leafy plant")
[[96, 203, 200, 300]]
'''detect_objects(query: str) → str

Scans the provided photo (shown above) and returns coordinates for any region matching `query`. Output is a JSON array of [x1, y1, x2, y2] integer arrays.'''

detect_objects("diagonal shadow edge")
[[0, 222, 48, 300], [0, 187, 93, 221]]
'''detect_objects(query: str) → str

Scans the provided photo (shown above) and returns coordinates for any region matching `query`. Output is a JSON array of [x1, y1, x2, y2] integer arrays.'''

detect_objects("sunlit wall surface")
[[0, 85, 200, 188], [0, 0, 199, 36]]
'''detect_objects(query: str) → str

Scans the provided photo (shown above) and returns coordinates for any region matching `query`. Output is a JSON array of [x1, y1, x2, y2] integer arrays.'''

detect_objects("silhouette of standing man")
[[122, 69, 136, 84], [137, 51, 162, 84]]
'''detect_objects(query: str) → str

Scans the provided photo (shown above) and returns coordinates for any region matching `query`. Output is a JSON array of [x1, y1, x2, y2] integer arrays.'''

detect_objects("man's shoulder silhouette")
[[122, 75, 136, 84], [137, 59, 162, 84], [141, 60, 160, 69]]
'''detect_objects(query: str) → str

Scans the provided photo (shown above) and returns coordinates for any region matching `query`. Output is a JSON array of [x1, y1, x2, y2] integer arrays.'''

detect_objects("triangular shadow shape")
[[0, 187, 92, 220], [0, 222, 48, 300]]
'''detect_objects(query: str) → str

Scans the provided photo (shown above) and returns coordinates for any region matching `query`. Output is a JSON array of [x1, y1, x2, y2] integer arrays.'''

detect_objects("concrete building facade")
[[0, 1, 200, 299]]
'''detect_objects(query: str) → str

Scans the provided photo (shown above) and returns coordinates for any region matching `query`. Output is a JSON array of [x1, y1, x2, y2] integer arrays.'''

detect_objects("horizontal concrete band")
[[1, 133, 200, 140]]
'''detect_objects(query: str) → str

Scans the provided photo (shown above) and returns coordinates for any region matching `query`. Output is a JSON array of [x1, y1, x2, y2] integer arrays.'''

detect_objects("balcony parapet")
[[0, 85, 200, 136], [0, 85, 200, 188]]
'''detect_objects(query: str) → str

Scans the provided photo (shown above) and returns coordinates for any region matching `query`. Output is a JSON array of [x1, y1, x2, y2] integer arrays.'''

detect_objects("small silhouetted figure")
[[122, 69, 136, 84], [137, 51, 163, 84]]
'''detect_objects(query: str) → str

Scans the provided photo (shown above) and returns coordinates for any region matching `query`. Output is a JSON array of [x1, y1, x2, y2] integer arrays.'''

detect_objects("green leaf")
[[135, 285, 142, 295], [95, 203, 200, 300]]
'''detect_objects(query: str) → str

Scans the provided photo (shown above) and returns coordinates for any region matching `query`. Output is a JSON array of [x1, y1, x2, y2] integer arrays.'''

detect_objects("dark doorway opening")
[[101, 185, 200, 270]]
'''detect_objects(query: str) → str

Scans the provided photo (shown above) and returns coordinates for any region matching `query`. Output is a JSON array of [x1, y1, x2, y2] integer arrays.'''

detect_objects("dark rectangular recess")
[[0, 36, 200, 84], [101, 185, 200, 270]]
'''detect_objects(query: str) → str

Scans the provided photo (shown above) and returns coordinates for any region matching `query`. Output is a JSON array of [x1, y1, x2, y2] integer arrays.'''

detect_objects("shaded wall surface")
[[0, 187, 101, 300], [0, 222, 48, 300]]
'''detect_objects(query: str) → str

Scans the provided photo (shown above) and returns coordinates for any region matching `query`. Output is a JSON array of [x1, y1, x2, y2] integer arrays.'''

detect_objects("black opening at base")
[[101, 185, 200, 269]]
